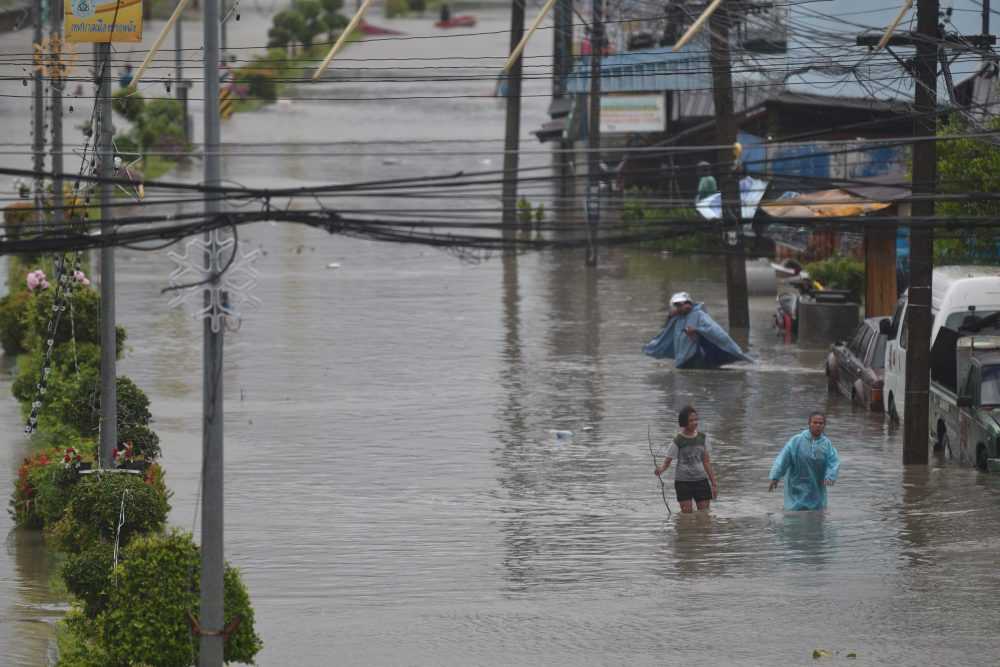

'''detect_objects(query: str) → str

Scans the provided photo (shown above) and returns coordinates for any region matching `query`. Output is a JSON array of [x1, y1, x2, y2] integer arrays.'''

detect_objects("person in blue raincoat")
[[768, 413, 840, 511], [643, 292, 752, 369]]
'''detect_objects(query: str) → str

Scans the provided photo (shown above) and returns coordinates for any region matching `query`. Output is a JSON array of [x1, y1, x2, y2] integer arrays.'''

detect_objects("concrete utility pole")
[[175, 2, 191, 142], [97, 41, 117, 468], [902, 0, 938, 465], [49, 0, 63, 230], [200, 0, 225, 660], [501, 0, 525, 232], [552, 0, 571, 181], [708, 1, 750, 330], [585, 0, 603, 266], [33, 0, 45, 231]]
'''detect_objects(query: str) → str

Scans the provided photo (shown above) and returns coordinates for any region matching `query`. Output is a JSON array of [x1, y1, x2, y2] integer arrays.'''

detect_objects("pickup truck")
[[929, 329, 1000, 471]]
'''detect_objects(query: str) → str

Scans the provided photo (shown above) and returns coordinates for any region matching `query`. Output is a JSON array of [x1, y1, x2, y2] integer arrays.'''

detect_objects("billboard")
[[600, 94, 666, 134], [65, 0, 143, 43]]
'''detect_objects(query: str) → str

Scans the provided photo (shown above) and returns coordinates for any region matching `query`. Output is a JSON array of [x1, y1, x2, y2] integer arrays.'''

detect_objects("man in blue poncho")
[[643, 292, 752, 369], [768, 413, 840, 511]]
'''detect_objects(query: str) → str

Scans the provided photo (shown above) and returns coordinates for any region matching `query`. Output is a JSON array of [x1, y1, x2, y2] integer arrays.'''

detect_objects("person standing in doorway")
[[768, 413, 840, 511], [655, 405, 718, 513]]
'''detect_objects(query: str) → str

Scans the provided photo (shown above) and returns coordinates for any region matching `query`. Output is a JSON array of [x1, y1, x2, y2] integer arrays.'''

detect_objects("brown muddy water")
[[2, 6, 1000, 666]]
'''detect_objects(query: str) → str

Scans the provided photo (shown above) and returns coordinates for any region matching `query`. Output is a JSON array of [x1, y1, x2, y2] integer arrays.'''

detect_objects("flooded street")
[[3, 5, 1000, 666]]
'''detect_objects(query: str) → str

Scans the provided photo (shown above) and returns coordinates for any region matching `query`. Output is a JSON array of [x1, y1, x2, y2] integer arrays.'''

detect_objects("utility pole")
[[708, 1, 750, 330], [501, 0, 525, 233], [49, 0, 63, 232], [552, 0, 572, 197], [200, 0, 225, 660], [585, 0, 603, 266], [902, 0, 938, 465], [175, 2, 191, 142], [32, 0, 45, 231], [220, 0, 227, 59], [96, 41, 117, 468]]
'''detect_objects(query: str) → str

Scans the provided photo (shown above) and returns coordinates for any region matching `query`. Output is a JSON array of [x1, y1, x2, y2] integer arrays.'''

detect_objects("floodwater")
[[2, 5, 1000, 667]]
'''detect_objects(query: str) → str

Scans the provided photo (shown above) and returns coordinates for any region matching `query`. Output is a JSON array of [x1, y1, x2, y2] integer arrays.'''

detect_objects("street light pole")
[[200, 0, 225, 661], [96, 40, 117, 468]]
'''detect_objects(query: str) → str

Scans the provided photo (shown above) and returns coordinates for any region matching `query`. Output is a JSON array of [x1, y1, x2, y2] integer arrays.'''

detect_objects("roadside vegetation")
[[1, 242, 262, 664], [934, 114, 1000, 264], [622, 188, 723, 253]]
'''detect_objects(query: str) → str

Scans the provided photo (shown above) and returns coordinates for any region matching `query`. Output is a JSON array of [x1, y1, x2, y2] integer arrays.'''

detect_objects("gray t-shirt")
[[666, 432, 710, 481]]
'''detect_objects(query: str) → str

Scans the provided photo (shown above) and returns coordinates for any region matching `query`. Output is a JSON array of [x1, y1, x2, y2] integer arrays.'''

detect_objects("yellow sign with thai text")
[[64, 0, 143, 43]]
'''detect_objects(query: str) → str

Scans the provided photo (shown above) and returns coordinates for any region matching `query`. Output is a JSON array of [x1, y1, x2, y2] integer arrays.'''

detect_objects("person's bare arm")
[[655, 457, 673, 477], [703, 452, 718, 498]]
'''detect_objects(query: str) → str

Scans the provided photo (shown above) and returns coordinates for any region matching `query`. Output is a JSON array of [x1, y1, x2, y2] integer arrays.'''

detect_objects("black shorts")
[[675, 479, 712, 502]]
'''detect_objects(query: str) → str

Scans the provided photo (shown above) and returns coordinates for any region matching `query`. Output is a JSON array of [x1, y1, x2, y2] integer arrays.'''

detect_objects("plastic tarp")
[[760, 189, 892, 218], [696, 176, 770, 221], [643, 303, 753, 368]]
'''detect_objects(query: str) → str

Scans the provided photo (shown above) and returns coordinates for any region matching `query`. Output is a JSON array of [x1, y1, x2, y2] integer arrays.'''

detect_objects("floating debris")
[[812, 649, 832, 659], [326, 262, 341, 269]]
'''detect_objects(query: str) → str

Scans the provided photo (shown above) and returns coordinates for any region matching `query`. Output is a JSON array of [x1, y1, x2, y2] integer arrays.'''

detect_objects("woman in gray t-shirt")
[[654, 406, 718, 513]]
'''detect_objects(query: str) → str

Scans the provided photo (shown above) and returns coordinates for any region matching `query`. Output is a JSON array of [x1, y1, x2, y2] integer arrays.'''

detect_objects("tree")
[[935, 114, 1000, 262], [268, 8, 306, 49], [290, 0, 329, 50]]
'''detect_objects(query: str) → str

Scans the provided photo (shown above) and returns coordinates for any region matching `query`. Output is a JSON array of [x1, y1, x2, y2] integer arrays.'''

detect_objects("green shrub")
[[385, 0, 409, 16], [0, 289, 31, 355], [804, 255, 865, 302], [62, 542, 115, 618], [29, 460, 82, 527], [137, 99, 186, 153], [237, 68, 278, 101], [113, 132, 140, 159], [3, 201, 35, 241], [9, 450, 55, 528], [55, 610, 112, 667], [111, 89, 145, 123], [100, 531, 263, 667], [51, 472, 170, 553], [22, 284, 127, 353]]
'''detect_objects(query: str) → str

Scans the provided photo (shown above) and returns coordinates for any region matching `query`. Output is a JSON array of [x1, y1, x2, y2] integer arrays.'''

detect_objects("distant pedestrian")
[[655, 405, 718, 513], [768, 413, 840, 511], [119, 63, 133, 89], [695, 161, 717, 203]]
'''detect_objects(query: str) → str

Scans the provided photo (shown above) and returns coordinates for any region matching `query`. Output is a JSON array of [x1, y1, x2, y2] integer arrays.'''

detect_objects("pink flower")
[[73, 270, 91, 286], [26, 270, 49, 291]]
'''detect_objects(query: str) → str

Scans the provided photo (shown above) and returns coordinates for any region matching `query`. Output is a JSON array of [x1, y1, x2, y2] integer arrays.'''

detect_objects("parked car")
[[826, 317, 888, 411]]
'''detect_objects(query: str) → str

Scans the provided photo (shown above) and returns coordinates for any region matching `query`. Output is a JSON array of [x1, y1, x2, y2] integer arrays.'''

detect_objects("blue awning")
[[564, 47, 712, 94]]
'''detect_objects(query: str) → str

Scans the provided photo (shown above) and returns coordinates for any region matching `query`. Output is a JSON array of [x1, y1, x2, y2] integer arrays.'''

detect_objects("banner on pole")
[[64, 0, 143, 43]]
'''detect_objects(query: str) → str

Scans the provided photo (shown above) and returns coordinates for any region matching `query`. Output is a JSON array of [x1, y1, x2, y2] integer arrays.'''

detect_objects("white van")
[[882, 265, 1000, 421]]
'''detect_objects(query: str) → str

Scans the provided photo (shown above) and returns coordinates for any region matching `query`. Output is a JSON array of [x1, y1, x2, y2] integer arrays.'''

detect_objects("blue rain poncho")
[[769, 429, 840, 511], [643, 303, 752, 369]]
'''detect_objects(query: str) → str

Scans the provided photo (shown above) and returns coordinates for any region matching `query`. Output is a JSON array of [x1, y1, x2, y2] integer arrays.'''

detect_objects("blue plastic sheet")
[[643, 303, 752, 369]]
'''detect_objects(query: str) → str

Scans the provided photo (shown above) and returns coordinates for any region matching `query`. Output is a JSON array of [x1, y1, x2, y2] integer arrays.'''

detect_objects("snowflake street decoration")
[[167, 229, 261, 332]]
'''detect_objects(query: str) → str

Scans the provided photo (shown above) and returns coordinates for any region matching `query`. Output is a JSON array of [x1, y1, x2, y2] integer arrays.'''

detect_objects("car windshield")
[[946, 310, 1000, 334], [981, 365, 1000, 407]]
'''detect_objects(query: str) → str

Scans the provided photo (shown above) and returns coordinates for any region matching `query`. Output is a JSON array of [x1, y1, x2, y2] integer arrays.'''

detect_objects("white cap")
[[670, 291, 692, 305]]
